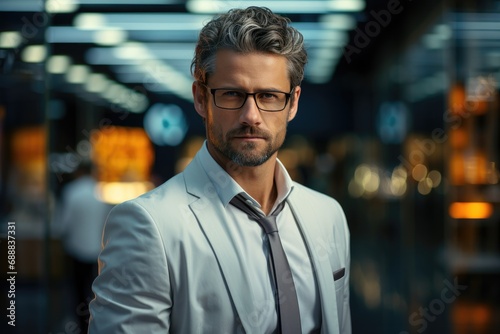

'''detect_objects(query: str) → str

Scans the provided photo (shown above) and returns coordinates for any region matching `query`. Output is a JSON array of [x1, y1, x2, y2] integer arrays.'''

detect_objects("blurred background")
[[0, 0, 499, 333]]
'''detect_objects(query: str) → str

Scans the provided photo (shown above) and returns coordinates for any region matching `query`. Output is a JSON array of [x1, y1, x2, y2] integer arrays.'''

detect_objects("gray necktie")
[[230, 194, 302, 334]]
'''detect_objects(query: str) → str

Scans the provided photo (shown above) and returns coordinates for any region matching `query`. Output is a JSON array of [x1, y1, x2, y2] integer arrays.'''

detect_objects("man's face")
[[193, 49, 301, 168]]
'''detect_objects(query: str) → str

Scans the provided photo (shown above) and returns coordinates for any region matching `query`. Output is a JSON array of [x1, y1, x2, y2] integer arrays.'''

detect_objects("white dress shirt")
[[198, 142, 321, 333]]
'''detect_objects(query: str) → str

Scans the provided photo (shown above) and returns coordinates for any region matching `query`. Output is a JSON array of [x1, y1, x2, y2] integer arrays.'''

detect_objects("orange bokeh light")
[[449, 202, 493, 219]]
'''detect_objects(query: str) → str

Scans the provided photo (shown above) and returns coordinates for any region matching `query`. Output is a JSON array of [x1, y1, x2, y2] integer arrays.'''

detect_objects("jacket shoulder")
[[109, 172, 190, 221], [290, 182, 349, 236]]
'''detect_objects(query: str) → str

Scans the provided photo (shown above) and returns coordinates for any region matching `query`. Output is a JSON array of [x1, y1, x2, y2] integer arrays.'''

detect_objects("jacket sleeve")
[[88, 200, 171, 333]]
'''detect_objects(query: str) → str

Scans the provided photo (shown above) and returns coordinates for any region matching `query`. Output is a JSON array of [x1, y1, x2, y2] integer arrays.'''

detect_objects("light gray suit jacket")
[[88, 150, 351, 333]]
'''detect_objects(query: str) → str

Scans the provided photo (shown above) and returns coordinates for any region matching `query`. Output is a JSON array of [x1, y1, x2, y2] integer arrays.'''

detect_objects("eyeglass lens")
[[213, 90, 288, 111]]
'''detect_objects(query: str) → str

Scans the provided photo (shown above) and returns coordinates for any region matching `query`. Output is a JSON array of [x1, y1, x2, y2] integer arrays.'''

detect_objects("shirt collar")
[[198, 140, 294, 209]]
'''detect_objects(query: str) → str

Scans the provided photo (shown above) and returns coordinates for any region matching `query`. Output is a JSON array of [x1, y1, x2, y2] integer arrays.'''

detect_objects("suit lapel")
[[287, 192, 340, 333], [182, 154, 256, 331]]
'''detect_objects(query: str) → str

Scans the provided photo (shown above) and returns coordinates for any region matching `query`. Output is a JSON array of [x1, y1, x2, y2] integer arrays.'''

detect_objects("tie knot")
[[229, 194, 284, 234]]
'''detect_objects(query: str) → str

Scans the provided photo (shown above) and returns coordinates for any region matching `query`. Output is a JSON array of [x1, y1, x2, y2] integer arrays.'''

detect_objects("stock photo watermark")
[[5, 222, 17, 327], [343, 0, 410, 64], [400, 277, 467, 334]]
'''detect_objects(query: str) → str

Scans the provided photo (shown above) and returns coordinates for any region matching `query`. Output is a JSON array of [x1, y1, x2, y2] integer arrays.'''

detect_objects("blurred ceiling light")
[[47, 27, 96, 43], [0, 31, 22, 48], [140, 61, 193, 99], [110, 59, 192, 99], [314, 46, 342, 60], [47, 27, 128, 45], [94, 29, 127, 46], [307, 65, 337, 84], [457, 30, 500, 40], [116, 90, 149, 113], [74, 13, 210, 30], [449, 202, 493, 219], [0, 0, 40, 11], [74, 13, 107, 30], [113, 42, 154, 59], [113, 60, 191, 92], [66, 64, 90, 84], [77, 0, 182, 4], [297, 26, 348, 42], [87, 43, 196, 64], [328, 0, 365, 11], [435, 24, 452, 39], [47, 55, 72, 74], [102, 82, 122, 100], [109, 85, 128, 103], [452, 20, 500, 31], [423, 34, 444, 49], [85, 73, 109, 93], [127, 30, 199, 42], [307, 73, 331, 84], [422, 24, 453, 49], [129, 94, 149, 113], [319, 14, 357, 30], [102, 83, 149, 113], [46, 0, 79, 13], [187, 0, 365, 13], [21, 45, 47, 63]]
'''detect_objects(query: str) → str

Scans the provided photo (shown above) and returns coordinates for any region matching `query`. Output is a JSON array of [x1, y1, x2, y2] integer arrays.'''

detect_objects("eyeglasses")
[[203, 84, 293, 112]]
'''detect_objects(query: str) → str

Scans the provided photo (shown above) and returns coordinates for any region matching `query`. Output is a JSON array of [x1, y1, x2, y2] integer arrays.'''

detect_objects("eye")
[[220, 90, 244, 98], [258, 92, 279, 100]]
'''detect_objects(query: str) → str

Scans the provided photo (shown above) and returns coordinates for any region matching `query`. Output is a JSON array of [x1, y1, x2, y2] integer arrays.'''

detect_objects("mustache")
[[227, 126, 270, 139]]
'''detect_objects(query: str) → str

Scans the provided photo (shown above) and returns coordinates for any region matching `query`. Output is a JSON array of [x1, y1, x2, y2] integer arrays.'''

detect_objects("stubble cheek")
[[275, 123, 288, 148]]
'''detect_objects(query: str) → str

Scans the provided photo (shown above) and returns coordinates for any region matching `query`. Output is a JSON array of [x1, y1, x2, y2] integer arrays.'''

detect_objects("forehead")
[[209, 49, 290, 89]]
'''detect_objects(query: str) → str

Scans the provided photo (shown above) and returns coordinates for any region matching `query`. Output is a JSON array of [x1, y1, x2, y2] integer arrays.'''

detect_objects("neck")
[[232, 162, 278, 215], [207, 144, 278, 215]]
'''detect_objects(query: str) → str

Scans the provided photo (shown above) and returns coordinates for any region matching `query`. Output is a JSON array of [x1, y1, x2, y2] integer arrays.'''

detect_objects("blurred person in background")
[[89, 6, 350, 333], [58, 160, 110, 333]]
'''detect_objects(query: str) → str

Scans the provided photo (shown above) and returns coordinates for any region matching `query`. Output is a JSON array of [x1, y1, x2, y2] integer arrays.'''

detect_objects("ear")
[[287, 86, 301, 122], [192, 81, 207, 118]]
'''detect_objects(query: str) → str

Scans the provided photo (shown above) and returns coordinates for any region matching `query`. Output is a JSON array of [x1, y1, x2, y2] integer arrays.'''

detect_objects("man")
[[89, 6, 350, 333]]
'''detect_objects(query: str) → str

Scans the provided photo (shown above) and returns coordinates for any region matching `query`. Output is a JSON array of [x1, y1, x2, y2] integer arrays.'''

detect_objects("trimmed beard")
[[208, 125, 286, 167]]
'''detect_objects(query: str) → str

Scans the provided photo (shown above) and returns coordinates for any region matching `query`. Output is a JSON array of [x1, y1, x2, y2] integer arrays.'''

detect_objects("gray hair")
[[191, 6, 307, 89]]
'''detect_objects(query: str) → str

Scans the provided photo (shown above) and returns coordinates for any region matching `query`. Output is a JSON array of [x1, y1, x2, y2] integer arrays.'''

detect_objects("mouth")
[[232, 130, 267, 140], [229, 127, 269, 142], [233, 136, 265, 141]]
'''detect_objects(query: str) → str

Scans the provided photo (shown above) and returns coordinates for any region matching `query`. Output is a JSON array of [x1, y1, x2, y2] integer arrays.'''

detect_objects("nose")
[[239, 94, 262, 126]]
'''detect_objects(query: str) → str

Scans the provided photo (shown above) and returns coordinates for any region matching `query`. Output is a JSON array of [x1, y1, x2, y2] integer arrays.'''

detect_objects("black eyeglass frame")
[[201, 83, 294, 112]]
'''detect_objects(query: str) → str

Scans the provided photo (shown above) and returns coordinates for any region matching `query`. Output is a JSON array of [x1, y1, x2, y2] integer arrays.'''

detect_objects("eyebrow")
[[212, 86, 289, 92]]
